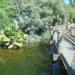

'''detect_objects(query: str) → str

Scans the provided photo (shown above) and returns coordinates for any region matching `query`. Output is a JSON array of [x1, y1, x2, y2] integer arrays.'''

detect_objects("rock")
[[3, 37, 10, 42], [14, 42, 23, 48], [8, 45, 14, 49], [5, 42, 10, 46]]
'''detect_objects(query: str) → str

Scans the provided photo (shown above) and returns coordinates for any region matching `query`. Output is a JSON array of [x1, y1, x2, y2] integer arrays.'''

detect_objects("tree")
[[10, 0, 66, 35]]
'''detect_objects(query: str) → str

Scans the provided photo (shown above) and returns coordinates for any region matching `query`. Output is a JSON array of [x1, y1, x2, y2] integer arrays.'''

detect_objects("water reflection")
[[0, 44, 51, 75]]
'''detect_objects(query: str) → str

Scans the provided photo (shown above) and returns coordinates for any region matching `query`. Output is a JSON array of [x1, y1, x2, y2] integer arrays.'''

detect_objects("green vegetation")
[[0, 0, 27, 48], [0, 0, 75, 48], [0, 0, 67, 48], [63, 0, 75, 23]]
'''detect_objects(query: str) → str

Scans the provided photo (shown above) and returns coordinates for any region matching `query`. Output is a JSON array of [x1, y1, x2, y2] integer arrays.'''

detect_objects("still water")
[[0, 44, 51, 75]]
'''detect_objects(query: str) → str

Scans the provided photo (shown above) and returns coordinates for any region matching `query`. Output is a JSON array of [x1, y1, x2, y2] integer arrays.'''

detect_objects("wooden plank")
[[70, 27, 75, 37]]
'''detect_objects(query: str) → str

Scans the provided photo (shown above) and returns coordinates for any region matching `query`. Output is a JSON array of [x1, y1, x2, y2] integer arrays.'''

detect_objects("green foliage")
[[1, 0, 75, 48], [11, 0, 66, 35], [65, 2, 75, 23], [0, 0, 27, 48]]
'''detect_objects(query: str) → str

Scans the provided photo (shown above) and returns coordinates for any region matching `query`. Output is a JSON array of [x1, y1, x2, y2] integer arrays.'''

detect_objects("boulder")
[[13, 42, 23, 48], [8, 45, 14, 49]]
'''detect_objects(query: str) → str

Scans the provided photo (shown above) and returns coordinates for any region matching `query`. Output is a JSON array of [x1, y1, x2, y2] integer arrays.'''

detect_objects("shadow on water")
[[47, 57, 68, 75]]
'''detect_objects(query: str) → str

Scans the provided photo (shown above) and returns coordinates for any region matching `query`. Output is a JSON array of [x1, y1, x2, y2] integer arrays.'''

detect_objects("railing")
[[52, 24, 75, 75], [59, 36, 75, 75]]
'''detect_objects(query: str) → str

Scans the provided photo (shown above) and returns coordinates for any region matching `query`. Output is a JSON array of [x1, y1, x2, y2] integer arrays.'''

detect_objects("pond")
[[0, 42, 51, 75]]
